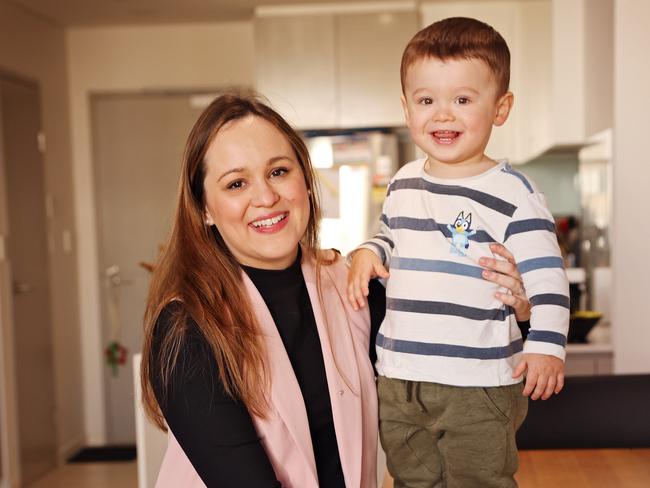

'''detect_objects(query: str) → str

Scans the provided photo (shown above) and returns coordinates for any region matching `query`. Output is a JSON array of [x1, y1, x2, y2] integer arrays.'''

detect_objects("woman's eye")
[[270, 167, 288, 178], [418, 97, 433, 105], [226, 180, 245, 190], [457, 97, 470, 105]]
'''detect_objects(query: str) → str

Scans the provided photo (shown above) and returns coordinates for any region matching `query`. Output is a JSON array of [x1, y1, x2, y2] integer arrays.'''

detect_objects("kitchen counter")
[[566, 342, 613, 354]]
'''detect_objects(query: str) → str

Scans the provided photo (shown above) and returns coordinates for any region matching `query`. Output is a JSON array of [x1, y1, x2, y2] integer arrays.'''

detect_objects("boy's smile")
[[433, 130, 461, 144], [401, 57, 513, 178]]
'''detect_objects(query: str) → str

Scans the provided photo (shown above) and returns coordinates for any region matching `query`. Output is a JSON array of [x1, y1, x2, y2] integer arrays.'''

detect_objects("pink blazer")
[[155, 255, 378, 487]]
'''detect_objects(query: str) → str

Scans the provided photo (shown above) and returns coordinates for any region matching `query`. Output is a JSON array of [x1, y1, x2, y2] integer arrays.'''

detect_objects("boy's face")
[[401, 56, 512, 168]]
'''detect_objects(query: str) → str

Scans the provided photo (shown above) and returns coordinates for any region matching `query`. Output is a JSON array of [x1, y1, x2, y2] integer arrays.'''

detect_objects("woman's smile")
[[249, 211, 289, 233]]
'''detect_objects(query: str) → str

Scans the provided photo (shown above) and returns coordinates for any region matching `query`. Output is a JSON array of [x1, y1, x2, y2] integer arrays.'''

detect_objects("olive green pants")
[[378, 376, 528, 488]]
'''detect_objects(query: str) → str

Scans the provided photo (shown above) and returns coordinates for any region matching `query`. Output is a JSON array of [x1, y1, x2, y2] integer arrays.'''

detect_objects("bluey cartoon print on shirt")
[[447, 211, 476, 256]]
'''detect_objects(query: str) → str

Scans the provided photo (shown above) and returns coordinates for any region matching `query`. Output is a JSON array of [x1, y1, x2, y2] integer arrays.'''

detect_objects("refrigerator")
[[304, 130, 399, 254]]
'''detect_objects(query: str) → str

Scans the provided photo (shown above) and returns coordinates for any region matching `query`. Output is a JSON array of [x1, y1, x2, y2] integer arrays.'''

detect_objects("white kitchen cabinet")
[[255, 14, 337, 129], [520, 0, 613, 161], [514, 1, 553, 163], [255, 6, 417, 129], [553, 0, 613, 142], [337, 11, 418, 128]]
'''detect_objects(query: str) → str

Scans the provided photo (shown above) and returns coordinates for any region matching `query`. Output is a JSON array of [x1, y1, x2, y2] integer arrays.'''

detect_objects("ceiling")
[[8, 0, 411, 26]]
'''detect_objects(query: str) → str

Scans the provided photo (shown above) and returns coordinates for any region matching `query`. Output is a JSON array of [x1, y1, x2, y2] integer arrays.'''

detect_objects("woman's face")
[[203, 115, 310, 270]]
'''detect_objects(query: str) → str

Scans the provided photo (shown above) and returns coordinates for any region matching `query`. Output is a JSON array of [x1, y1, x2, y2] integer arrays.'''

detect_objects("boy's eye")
[[270, 167, 288, 178], [418, 97, 433, 105], [456, 97, 470, 105]]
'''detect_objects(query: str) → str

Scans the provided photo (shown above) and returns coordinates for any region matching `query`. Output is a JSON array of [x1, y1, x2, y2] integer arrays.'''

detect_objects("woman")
[[140, 92, 531, 488]]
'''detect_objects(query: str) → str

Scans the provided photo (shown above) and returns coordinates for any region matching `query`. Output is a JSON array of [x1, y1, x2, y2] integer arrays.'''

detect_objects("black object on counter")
[[569, 283, 582, 313], [567, 312, 602, 343]]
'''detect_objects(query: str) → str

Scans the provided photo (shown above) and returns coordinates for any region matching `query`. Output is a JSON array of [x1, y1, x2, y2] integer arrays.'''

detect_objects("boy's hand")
[[347, 249, 389, 311], [513, 353, 565, 400]]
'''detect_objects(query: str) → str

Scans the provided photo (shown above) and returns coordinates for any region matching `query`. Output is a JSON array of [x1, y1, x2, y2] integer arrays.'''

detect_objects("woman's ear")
[[494, 91, 514, 127], [204, 209, 214, 226]]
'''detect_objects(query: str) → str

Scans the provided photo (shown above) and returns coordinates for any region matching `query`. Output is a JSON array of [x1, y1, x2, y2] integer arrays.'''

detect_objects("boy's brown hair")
[[401, 17, 511, 96]]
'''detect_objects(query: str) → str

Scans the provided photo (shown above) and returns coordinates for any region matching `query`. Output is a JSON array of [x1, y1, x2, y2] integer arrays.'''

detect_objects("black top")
[[151, 257, 385, 488]]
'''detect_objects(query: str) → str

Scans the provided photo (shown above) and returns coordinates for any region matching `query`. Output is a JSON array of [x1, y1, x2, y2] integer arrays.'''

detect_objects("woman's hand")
[[479, 243, 531, 322]]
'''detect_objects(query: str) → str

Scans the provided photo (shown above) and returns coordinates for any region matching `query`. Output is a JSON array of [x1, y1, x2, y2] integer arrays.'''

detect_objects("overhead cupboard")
[[254, 3, 419, 129]]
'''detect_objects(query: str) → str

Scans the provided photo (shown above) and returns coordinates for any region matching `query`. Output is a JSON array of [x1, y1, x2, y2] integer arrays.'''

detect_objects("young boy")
[[348, 17, 569, 487]]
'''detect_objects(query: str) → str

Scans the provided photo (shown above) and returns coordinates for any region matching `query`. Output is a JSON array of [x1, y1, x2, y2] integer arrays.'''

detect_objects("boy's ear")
[[493, 91, 514, 127], [400, 94, 411, 127]]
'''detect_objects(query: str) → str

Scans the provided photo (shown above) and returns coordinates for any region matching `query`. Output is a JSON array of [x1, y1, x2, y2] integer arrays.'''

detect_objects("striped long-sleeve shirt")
[[360, 159, 569, 387]]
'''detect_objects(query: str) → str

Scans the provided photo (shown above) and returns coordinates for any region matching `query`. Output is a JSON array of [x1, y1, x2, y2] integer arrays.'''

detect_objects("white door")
[[0, 75, 57, 485], [91, 92, 210, 443]]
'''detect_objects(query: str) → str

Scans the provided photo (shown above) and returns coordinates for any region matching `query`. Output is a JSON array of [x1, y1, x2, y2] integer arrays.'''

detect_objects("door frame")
[[0, 67, 43, 488]]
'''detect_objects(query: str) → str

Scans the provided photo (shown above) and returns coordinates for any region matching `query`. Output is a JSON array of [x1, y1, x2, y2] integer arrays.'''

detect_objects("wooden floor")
[[26, 462, 137, 488], [25, 449, 650, 487], [517, 449, 650, 488], [381, 449, 650, 488]]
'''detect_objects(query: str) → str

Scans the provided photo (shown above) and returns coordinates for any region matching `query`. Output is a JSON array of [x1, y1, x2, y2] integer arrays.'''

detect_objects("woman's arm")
[[151, 304, 280, 487]]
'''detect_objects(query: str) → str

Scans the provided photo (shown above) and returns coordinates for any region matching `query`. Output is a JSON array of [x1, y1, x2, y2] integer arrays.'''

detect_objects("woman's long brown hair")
[[140, 91, 324, 430]]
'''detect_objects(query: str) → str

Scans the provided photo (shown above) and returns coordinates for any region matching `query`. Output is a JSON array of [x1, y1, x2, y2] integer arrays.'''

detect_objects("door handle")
[[13, 281, 33, 294], [105, 265, 133, 287]]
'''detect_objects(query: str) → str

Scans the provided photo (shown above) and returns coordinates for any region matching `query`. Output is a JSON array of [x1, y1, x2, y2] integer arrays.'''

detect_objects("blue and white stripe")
[[387, 177, 518, 216], [377, 333, 524, 360]]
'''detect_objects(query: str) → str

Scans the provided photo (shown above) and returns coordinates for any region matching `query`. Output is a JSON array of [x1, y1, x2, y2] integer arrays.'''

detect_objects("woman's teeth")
[[252, 213, 287, 228]]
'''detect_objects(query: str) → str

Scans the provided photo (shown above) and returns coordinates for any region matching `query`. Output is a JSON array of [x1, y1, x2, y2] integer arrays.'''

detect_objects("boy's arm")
[[347, 249, 388, 310], [505, 192, 570, 399], [353, 212, 394, 269], [346, 186, 395, 309]]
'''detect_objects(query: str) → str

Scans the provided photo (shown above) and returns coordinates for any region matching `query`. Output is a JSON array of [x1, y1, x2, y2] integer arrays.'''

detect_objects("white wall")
[[612, 0, 650, 373], [0, 2, 83, 484], [67, 21, 256, 444]]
